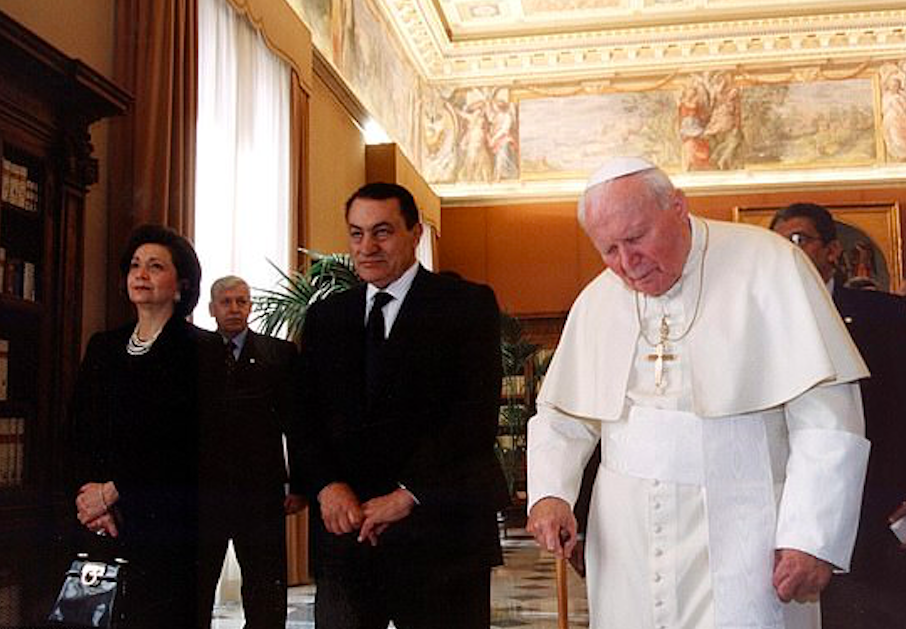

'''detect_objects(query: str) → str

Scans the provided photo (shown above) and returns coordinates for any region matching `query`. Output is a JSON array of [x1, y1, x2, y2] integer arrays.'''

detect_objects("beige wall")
[[441, 186, 906, 315], [0, 0, 116, 346], [306, 72, 365, 257]]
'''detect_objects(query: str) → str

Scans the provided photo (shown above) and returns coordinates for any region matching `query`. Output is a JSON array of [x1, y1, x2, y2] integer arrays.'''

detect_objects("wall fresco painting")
[[420, 87, 519, 184], [741, 78, 876, 168], [287, 0, 424, 161], [278, 5, 903, 189], [345, 0, 424, 153], [676, 71, 743, 171], [518, 91, 679, 178], [286, 0, 330, 60], [880, 61, 906, 161]]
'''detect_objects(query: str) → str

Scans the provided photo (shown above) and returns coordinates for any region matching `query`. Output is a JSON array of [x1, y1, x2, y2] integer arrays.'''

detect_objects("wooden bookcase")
[[0, 11, 129, 625]]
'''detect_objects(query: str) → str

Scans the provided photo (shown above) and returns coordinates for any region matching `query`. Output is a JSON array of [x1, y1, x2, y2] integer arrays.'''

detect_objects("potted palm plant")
[[252, 249, 360, 342]]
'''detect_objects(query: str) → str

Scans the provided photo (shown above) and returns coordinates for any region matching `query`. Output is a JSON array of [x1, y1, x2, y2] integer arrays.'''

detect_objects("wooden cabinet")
[[0, 11, 129, 625]]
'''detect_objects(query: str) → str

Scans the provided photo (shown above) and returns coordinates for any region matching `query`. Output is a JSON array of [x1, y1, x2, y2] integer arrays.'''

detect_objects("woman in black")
[[72, 225, 217, 628]]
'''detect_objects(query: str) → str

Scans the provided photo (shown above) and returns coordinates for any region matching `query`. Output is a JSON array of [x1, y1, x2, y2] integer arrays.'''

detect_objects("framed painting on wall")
[[732, 202, 904, 294]]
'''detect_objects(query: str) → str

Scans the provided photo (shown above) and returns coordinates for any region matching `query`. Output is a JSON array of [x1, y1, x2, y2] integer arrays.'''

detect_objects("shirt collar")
[[221, 327, 249, 354], [366, 261, 420, 305]]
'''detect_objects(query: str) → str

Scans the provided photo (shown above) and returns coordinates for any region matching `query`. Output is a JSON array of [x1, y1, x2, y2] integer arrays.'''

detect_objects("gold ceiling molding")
[[736, 59, 875, 84], [511, 58, 877, 97], [378, 4, 906, 84], [516, 69, 680, 96]]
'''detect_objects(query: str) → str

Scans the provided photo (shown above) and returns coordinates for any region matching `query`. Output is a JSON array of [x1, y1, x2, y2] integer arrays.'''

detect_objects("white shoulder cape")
[[537, 218, 869, 420]]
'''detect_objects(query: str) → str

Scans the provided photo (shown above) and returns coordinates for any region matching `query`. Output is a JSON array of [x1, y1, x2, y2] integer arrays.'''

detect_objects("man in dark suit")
[[198, 275, 304, 629], [297, 182, 509, 629], [771, 203, 906, 629]]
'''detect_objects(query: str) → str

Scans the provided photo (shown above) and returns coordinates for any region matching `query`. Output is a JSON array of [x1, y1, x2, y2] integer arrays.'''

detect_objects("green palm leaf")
[[251, 251, 362, 343]]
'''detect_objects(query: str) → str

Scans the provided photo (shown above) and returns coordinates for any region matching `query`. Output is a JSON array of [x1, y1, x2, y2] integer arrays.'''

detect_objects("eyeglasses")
[[787, 232, 822, 246]]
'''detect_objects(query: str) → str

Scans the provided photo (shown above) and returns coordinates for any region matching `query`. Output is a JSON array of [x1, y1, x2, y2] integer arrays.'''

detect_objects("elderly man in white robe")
[[526, 157, 870, 629]]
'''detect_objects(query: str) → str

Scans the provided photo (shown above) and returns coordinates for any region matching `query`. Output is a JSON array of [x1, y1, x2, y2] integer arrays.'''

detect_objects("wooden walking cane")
[[556, 555, 569, 629]]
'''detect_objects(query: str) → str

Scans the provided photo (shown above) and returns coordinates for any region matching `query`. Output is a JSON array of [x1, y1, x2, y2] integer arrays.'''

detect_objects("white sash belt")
[[604, 406, 786, 629]]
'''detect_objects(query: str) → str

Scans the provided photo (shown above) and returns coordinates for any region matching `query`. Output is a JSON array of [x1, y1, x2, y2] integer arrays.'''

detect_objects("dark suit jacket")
[[833, 284, 906, 582], [201, 330, 299, 507], [297, 267, 509, 577]]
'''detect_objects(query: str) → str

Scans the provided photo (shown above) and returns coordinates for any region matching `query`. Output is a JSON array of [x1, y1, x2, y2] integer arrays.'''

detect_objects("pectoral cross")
[[646, 316, 675, 393]]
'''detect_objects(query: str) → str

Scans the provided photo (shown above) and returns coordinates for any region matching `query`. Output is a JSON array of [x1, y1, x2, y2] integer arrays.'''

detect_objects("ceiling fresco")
[[286, 0, 906, 199], [431, 0, 900, 41], [381, 0, 906, 82]]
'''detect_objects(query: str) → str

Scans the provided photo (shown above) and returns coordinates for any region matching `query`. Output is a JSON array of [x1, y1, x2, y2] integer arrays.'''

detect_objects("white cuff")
[[775, 428, 870, 570]]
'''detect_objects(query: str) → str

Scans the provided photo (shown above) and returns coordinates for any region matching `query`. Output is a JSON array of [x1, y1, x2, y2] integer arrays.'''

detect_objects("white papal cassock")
[[528, 217, 871, 629]]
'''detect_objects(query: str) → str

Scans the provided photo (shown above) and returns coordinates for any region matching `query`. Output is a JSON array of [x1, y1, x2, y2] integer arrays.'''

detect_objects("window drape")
[[193, 0, 291, 330], [418, 223, 435, 271]]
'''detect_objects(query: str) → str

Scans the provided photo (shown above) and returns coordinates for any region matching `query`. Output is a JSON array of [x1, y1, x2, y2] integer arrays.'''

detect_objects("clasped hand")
[[772, 548, 833, 603], [318, 482, 414, 546], [76, 481, 120, 537]]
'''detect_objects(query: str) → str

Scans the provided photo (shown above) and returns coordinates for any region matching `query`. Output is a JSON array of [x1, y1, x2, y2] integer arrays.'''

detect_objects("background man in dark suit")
[[771, 203, 906, 629], [198, 275, 304, 629], [297, 182, 509, 629]]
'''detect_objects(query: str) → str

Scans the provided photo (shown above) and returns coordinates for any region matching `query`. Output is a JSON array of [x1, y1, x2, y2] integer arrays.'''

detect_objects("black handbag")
[[47, 552, 128, 628]]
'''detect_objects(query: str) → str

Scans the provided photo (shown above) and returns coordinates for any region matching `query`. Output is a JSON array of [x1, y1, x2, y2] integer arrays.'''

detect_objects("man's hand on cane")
[[527, 497, 578, 559]]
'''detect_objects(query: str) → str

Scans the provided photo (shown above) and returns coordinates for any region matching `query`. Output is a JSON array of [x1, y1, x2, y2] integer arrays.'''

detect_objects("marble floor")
[[211, 531, 589, 628]]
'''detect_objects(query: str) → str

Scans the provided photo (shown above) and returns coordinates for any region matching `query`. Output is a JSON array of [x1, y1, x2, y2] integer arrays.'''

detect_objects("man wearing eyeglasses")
[[771, 202, 906, 629]]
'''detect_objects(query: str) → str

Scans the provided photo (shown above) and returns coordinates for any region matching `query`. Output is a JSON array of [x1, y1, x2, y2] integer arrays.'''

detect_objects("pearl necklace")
[[126, 323, 163, 356]]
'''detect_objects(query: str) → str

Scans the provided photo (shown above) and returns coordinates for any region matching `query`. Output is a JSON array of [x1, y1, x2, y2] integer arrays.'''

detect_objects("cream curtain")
[[418, 223, 435, 271], [193, 0, 291, 330]]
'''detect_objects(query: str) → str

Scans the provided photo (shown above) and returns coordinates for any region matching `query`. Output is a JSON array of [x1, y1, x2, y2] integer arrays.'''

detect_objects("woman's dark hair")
[[119, 224, 202, 318]]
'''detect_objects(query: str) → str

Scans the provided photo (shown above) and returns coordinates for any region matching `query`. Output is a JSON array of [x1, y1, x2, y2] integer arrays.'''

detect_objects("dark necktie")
[[365, 292, 393, 392], [225, 339, 237, 373]]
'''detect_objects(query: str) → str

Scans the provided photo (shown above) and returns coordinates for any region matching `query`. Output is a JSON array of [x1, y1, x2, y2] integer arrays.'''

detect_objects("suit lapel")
[[238, 330, 255, 365]]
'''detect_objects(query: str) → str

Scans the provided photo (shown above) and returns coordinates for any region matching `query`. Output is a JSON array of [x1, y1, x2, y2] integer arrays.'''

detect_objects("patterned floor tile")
[[211, 536, 589, 628]]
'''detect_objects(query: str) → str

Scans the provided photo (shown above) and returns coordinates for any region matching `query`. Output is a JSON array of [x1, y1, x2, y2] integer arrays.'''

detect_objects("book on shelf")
[[26, 179, 38, 211], [1, 158, 10, 203], [0, 415, 25, 488], [3, 257, 21, 297], [0, 338, 7, 401], [13, 163, 26, 209], [22, 261, 35, 301], [0, 158, 37, 211]]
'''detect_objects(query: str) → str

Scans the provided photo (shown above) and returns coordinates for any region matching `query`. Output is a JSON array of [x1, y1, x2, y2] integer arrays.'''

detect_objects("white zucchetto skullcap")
[[585, 156, 657, 191]]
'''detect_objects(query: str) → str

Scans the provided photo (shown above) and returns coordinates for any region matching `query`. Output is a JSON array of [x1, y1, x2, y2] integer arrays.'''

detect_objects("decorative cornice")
[[380, 6, 906, 84]]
